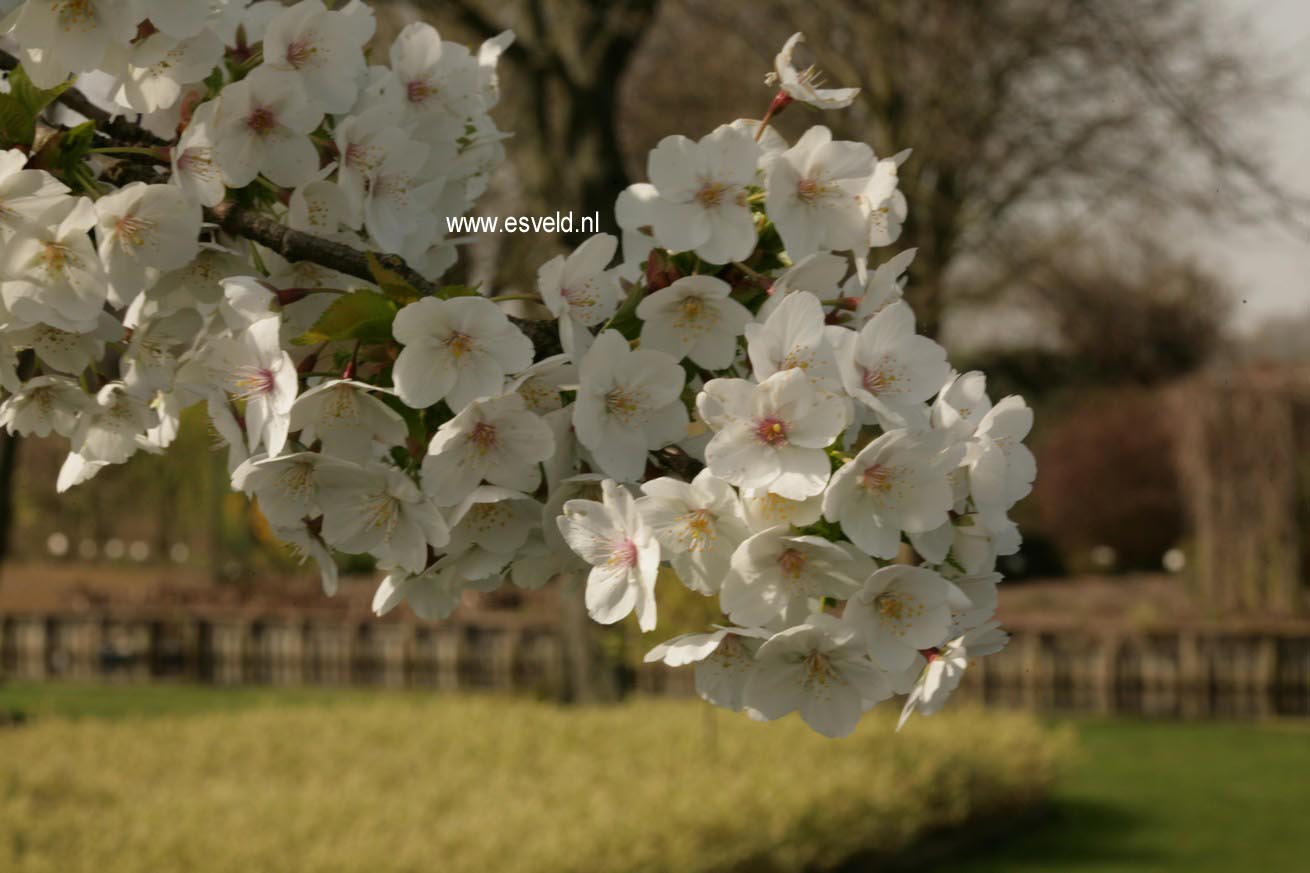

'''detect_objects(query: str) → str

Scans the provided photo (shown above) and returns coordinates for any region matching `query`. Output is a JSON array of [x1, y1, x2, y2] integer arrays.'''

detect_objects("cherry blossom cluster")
[[0, 6, 1034, 737]]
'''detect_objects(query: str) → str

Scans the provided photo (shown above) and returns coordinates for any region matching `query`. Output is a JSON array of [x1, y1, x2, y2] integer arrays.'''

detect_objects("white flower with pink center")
[[646, 123, 760, 264], [764, 125, 874, 261], [720, 523, 870, 627], [200, 313, 298, 457], [766, 33, 860, 111], [558, 479, 661, 631], [537, 232, 623, 328], [842, 565, 969, 673], [210, 67, 324, 189], [93, 182, 201, 307], [699, 368, 847, 500], [838, 300, 949, 428], [391, 296, 534, 412], [421, 393, 555, 507], [822, 427, 961, 560], [644, 625, 773, 711], [263, 0, 375, 115], [897, 621, 1009, 729], [637, 469, 750, 595], [742, 613, 890, 739], [636, 274, 752, 370], [573, 329, 688, 482], [744, 290, 844, 393]]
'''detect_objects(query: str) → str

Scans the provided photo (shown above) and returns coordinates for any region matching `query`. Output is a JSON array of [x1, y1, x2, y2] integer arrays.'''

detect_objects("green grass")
[[0, 682, 1062, 873], [953, 717, 1310, 873]]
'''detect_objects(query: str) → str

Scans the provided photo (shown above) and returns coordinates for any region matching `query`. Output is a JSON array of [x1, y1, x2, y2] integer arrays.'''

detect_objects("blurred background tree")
[[408, 0, 1298, 339]]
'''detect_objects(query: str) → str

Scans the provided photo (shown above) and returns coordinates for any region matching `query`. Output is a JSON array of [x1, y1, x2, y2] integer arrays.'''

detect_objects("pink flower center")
[[777, 547, 806, 579], [860, 463, 893, 493], [246, 106, 279, 136], [861, 366, 892, 395], [232, 366, 276, 399], [695, 181, 727, 208], [753, 416, 789, 447], [406, 79, 434, 104], [467, 421, 499, 453], [285, 37, 316, 69], [796, 177, 823, 203], [114, 214, 152, 250], [609, 538, 639, 569], [443, 331, 475, 359]]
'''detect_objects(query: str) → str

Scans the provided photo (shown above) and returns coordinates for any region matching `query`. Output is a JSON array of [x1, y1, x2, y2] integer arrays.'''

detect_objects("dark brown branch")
[[205, 201, 442, 295]]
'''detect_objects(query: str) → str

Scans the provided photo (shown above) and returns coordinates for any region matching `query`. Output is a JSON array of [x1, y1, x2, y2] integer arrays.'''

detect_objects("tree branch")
[[204, 201, 442, 296], [3, 48, 564, 357]]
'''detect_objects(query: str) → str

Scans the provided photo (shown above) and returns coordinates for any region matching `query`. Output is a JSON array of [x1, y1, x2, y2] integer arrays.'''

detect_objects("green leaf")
[[8, 65, 71, 117], [0, 65, 71, 147], [43, 121, 95, 175], [366, 252, 420, 304], [436, 284, 481, 300], [0, 96, 30, 148], [293, 290, 397, 345], [604, 279, 646, 341]]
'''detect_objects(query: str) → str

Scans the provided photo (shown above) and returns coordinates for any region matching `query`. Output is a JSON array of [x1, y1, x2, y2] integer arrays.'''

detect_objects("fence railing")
[[6, 610, 1310, 718], [0, 611, 566, 696]]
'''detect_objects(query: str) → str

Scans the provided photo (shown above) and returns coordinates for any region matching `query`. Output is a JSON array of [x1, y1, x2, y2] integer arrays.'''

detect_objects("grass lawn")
[[0, 681, 1060, 873], [953, 717, 1310, 873]]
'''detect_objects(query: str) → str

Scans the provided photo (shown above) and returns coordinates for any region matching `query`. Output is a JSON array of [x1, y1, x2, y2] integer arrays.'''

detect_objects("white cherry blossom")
[[842, 565, 968, 673], [171, 101, 227, 208], [289, 379, 407, 464], [420, 392, 555, 506], [700, 368, 847, 500], [211, 67, 324, 189], [636, 275, 752, 370], [572, 329, 687, 482], [317, 461, 449, 573], [644, 625, 772, 711], [647, 124, 759, 264], [391, 296, 534, 411], [94, 183, 202, 306], [822, 428, 961, 559], [765, 33, 859, 110], [839, 300, 949, 428], [743, 613, 889, 739], [721, 524, 869, 627], [898, 621, 1009, 729], [0, 197, 107, 333], [263, 0, 375, 114], [201, 314, 298, 456], [765, 126, 874, 260], [637, 469, 749, 595], [0, 375, 86, 438], [558, 478, 660, 631], [0, 149, 70, 240], [537, 232, 622, 328]]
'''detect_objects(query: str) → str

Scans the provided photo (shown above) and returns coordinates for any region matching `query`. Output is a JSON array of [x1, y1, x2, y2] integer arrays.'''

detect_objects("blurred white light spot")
[[104, 538, 126, 560], [169, 543, 191, 564], [46, 532, 69, 557], [1090, 545, 1117, 570], [77, 538, 98, 559], [1163, 548, 1186, 574], [129, 540, 150, 562]]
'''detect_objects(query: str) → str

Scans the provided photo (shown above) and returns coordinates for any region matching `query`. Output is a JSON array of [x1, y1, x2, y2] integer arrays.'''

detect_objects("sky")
[[1207, 0, 1310, 332]]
